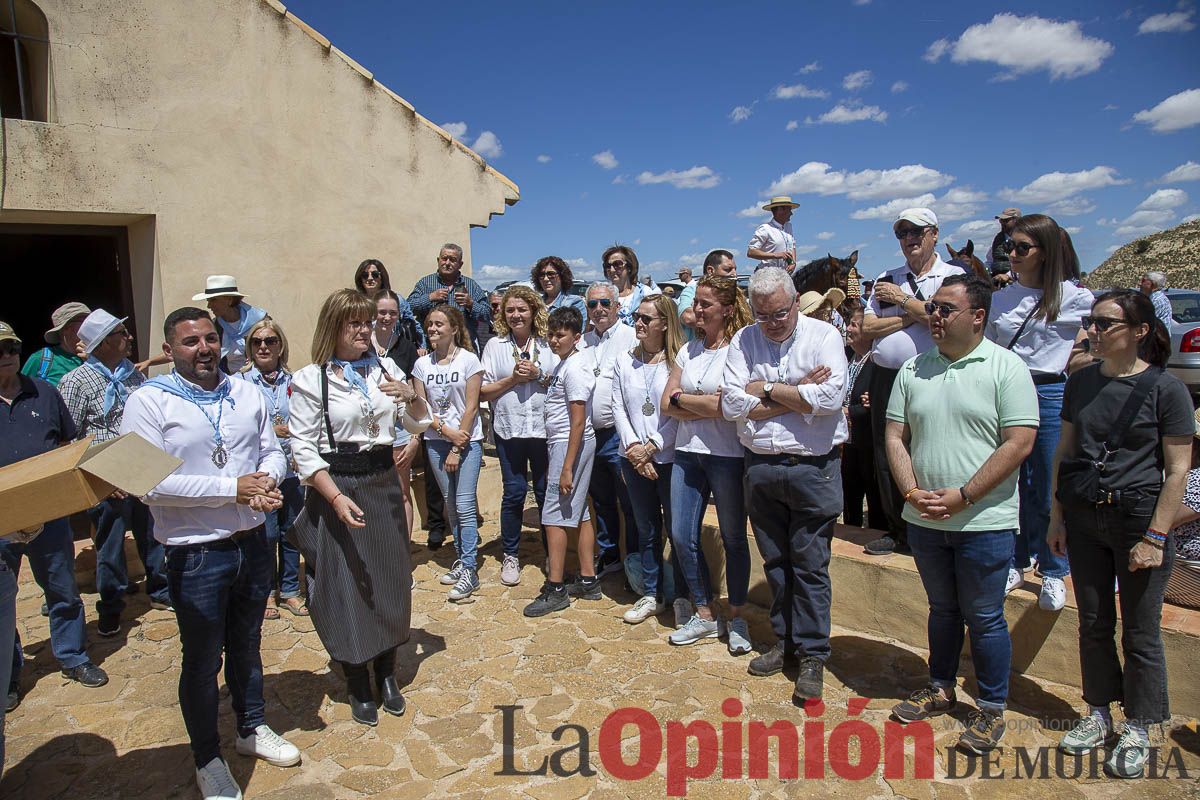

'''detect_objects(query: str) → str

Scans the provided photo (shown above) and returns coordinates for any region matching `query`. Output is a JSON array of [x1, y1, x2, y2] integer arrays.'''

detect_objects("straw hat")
[[192, 275, 247, 301], [762, 196, 800, 211], [797, 288, 847, 317]]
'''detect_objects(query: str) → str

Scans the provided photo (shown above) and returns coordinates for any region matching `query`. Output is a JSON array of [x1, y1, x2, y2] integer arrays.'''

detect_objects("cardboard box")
[[0, 434, 182, 538]]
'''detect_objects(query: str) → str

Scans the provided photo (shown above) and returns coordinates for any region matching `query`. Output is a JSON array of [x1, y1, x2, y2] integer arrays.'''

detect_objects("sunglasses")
[[924, 301, 973, 318], [894, 226, 929, 240], [538, 271, 560, 280], [1002, 240, 1038, 256], [633, 313, 661, 325], [107, 328, 132, 339], [363, 270, 382, 279], [250, 336, 281, 347], [606, 260, 629, 271], [0, 342, 20, 356], [1082, 315, 1126, 332], [586, 298, 614, 309]]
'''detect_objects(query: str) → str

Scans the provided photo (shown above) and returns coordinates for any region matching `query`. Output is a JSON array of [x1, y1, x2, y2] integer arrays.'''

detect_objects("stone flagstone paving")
[[2, 529, 1198, 799]]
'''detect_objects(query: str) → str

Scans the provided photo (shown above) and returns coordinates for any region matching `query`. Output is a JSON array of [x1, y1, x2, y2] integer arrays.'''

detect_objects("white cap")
[[893, 207, 938, 229], [78, 309, 127, 354]]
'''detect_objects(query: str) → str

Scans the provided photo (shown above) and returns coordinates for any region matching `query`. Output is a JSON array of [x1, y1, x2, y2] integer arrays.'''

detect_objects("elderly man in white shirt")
[[859, 207, 965, 557], [722, 267, 848, 705], [747, 196, 799, 272], [581, 281, 639, 577], [122, 307, 300, 800]]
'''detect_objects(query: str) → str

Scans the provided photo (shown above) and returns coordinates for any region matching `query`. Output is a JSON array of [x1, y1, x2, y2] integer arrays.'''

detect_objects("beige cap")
[[0, 320, 21, 346], [45, 302, 92, 344], [995, 207, 1021, 220], [893, 207, 938, 230]]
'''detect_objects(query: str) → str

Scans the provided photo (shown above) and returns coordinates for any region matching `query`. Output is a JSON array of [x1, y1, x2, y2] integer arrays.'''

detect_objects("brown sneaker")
[[892, 685, 957, 723], [958, 708, 1006, 754]]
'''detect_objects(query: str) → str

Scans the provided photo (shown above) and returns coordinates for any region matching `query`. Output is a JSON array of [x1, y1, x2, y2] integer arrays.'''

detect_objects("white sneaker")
[[235, 724, 301, 767], [673, 597, 693, 628], [196, 757, 243, 800], [669, 614, 719, 645], [500, 554, 521, 586], [1039, 576, 1067, 612], [1004, 568, 1023, 596], [726, 617, 753, 655], [623, 596, 665, 624], [440, 560, 465, 585]]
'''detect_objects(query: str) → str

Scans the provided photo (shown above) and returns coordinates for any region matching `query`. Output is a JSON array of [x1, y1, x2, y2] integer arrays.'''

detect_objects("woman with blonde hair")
[[411, 304, 486, 602], [288, 289, 431, 726], [661, 276, 755, 650], [612, 293, 686, 624], [481, 285, 558, 586], [236, 319, 307, 619]]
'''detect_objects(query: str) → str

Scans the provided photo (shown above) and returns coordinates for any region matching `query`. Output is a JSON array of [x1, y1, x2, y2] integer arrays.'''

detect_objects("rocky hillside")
[[1088, 219, 1200, 290]]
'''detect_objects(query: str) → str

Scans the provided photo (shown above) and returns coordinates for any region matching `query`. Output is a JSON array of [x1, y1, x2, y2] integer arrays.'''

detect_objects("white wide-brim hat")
[[192, 274, 247, 301], [78, 309, 128, 354]]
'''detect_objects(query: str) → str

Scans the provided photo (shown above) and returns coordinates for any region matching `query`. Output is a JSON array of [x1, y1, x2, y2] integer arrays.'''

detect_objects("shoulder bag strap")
[[38, 347, 53, 379], [1005, 296, 1043, 350], [1097, 367, 1162, 475], [904, 273, 925, 301], [320, 364, 336, 450]]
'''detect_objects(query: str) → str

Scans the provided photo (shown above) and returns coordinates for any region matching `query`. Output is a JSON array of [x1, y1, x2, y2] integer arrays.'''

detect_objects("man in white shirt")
[[722, 267, 848, 704], [121, 307, 300, 800], [581, 281, 639, 578], [859, 208, 965, 556], [747, 197, 799, 273]]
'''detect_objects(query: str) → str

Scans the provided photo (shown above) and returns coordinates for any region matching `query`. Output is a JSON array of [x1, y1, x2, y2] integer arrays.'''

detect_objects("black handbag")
[[1056, 367, 1160, 509]]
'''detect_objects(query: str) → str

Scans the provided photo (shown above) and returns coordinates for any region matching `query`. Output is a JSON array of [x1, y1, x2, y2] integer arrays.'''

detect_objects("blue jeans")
[[620, 459, 684, 601], [1013, 381, 1068, 577], [426, 440, 483, 571], [89, 496, 170, 616], [670, 451, 749, 608], [0, 561, 16, 772], [0, 518, 90, 682], [263, 477, 304, 598], [167, 529, 272, 767], [494, 435, 548, 557], [589, 427, 637, 561], [908, 523, 1014, 712]]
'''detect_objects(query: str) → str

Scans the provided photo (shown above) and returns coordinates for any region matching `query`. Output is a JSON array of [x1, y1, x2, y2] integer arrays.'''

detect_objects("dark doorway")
[[0, 224, 139, 365]]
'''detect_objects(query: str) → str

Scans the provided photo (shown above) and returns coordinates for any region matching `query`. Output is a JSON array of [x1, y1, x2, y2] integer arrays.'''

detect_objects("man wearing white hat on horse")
[[747, 197, 800, 273], [192, 275, 268, 374]]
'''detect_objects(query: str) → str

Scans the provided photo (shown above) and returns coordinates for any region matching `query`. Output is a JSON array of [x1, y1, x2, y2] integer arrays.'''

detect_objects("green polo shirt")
[[20, 346, 85, 388], [886, 337, 1038, 532]]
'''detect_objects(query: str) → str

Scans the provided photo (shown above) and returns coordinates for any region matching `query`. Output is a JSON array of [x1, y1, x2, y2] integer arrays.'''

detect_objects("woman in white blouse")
[[662, 276, 755, 651], [288, 289, 431, 727], [411, 304, 486, 603], [985, 213, 1093, 612], [602, 245, 658, 327], [480, 285, 558, 587], [612, 293, 685, 625]]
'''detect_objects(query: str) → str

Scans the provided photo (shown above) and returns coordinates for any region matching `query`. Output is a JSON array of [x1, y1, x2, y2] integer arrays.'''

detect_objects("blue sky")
[[284, 0, 1200, 286]]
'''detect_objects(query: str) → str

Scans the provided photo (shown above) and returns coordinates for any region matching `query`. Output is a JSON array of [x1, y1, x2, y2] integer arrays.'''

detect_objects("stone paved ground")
[[2, 526, 1198, 800]]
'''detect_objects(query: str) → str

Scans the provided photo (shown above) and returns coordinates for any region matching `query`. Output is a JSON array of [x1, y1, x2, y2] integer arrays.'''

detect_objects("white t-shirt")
[[612, 349, 678, 464], [544, 352, 596, 444], [412, 348, 484, 442], [481, 335, 558, 440], [865, 256, 965, 369], [674, 340, 742, 457], [581, 322, 638, 430], [986, 281, 1093, 376]]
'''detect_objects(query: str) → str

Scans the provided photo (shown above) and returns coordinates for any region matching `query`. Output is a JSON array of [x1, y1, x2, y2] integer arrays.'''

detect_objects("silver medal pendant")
[[272, 414, 285, 426], [211, 443, 229, 468], [641, 400, 654, 416], [593, 366, 601, 377], [366, 419, 381, 438]]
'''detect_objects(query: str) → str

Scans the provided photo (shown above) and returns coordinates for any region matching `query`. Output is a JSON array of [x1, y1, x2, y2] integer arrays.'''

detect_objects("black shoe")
[[125, 582, 140, 595], [747, 641, 797, 677], [426, 530, 446, 550], [62, 662, 109, 688], [523, 583, 570, 617], [6, 684, 19, 713], [792, 657, 825, 702], [864, 535, 898, 556], [377, 675, 406, 717], [566, 576, 601, 600], [149, 598, 175, 612], [97, 614, 121, 638], [344, 663, 377, 726], [594, 554, 623, 578], [40, 601, 48, 617]]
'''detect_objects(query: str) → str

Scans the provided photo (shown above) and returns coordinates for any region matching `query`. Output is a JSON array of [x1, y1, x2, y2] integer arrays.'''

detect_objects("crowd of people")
[[0, 200, 1195, 798]]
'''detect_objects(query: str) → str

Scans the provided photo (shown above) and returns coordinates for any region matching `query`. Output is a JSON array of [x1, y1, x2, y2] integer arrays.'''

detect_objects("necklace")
[[638, 346, 663, 416], [433, 345, 458, 412], [173, 374, 230, 468], [690, 338, 727, 394], [592, 326, 615, 377], [767, 329, 797, 384], [510, 334, 538, 365], [258, 369, 287, 426]]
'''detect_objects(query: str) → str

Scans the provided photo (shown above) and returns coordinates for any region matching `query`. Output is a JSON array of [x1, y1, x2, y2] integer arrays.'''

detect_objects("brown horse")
[[945, 241, 989, 281], [792, 250, 859, 296]]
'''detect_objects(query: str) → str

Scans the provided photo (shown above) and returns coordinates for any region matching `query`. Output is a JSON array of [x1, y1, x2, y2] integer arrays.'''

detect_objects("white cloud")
[[1003, 166, 1129, 204], [807, 103, 888, 125], [611, 174, 627, 184], [816, 231, 836, 240], [563, 257, 604, 282], [772, 82, 829, 100], [1106, 245, 1121, 253], [1115, 209, 1176, 238], [1138, 9, 1196, 34], [536, 154, 552, 164], [842, 70, 873, 91], [848, 188, 984, 223], [891, 80, 909, 94], [1045, 196, 1098, 216], [1103, 103, 1119, 111], [736, 204, 763, 218], [475, 264, 527, 286], [1161, 161, 1200, 183], [798, 61, 821, 74], [592, 150, 619, 170], [851, 194, 937, 221], [441, 121, 468, 139], [923, 14, 1114, 80], [635, 166, 722, 190], [1065, 226, 1083, 234], [767, 161, 954, 201], [1136, 188, 1189, 211], [949, 219, 1000, 244], [1131, 88, 1200, 133], [472, 131, 503, 159], [730, 105, 753, 123], [786, 120, 799, 131], [1183, 213, 1200, 224]]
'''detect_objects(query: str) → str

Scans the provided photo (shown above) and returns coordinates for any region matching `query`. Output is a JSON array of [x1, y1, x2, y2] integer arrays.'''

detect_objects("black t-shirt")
[[1061, 364, 1194, 493], [847, 358, 875, 449]]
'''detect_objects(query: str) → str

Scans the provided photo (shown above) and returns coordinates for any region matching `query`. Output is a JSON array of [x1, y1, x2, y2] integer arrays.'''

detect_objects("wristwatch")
[[763, 382, 775, 401], [669, 389, 683, 407]]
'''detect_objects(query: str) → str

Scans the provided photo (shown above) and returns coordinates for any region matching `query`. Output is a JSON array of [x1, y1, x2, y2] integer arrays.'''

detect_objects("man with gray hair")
[[722, 266, 848, 703], [581, 281, 638, 578], [407, 242, 492, 350], [1139, 271, 1172, 329]]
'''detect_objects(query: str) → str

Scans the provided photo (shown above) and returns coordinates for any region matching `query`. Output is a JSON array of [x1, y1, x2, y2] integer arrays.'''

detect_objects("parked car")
[[1167, 289, 1200, 396]]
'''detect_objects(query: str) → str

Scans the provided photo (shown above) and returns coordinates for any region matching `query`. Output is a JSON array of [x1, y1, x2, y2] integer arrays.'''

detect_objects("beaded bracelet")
[[903, 487, 921, 502], [1140, 536, 1165, 550], [1146, 528, 1168, 540]]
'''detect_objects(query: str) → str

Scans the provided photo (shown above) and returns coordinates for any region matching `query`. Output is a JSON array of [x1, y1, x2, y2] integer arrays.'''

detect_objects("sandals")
[[280, 596, 310, 616], [264, 601, 281, 621]]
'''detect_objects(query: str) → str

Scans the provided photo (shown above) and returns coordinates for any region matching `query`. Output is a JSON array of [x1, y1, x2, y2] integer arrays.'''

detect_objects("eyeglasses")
[[345, 320, 373, 331], [606, 260, 629, 271], [753, 308, 793, 323], [586, 298, 614, 309], [538, 271, 560, 280], [633, 313, 661, 325], [923, 301, 973, 318], [1082, 315, 1126, 332], [107, 328, 132, 339], [1002, 240, 1038, 256], [894, 226, 929, 240], [250, 336, 281, 347], [364, 270, 382, 279]]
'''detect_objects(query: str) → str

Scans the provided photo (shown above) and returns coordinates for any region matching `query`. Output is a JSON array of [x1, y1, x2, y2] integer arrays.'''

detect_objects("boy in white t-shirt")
[[524, 307, 599, 617]]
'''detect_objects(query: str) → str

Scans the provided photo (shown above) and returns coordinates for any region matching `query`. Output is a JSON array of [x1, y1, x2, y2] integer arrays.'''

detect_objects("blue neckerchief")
[[330, 352, 379, 400], [144, 372, 235, 446], [244, 365, 290, 419], [85, 356, 137, 414], [216, 303, 268, 359]]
